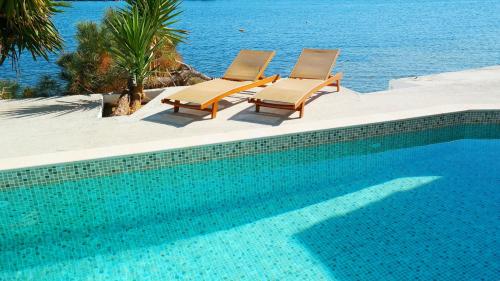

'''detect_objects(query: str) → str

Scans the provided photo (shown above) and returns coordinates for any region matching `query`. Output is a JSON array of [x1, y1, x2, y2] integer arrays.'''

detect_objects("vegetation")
[[0, 0, 66, 100], [105, 0, 186, 115], [0, 0, 68, 67], [57, 15, 128, 95], [57, 9, 192, 97], [1, 0, 208, 114], [33, 75, 63, 97], [0, 80, 20, 99], [0, 76, 62, 99]]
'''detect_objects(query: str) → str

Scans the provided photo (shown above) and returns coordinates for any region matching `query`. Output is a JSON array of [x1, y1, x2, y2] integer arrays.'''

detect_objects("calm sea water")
[[1, 0, 500, 92]]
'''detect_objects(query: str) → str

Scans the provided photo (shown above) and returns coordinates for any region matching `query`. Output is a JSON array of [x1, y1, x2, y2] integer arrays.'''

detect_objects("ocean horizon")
[[1, 0, 500, 93]]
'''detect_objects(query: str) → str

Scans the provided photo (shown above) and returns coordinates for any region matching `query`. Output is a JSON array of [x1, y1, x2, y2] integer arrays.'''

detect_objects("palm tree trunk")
[[129, 82, 143, 113], [112, 78, 144, 116], [112, 91, 130, 116]]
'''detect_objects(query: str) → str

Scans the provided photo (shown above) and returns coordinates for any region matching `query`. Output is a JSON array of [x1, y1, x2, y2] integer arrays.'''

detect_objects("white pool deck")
[[1, 66, 499, 171]]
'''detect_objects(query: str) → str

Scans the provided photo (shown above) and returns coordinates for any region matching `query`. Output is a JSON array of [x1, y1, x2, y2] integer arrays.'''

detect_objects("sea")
[[1, 0, 500, 93]]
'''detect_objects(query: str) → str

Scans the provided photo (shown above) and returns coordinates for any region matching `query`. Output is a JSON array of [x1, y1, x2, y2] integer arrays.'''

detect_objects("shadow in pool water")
[[1, 134, 499, 275], [0, 178, 380, 272], [1, 153, 416, 273], [293, 176, 500, 281]]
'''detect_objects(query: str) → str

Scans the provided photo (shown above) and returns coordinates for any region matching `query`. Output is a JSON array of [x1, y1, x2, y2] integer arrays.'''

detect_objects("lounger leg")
[[299, 102, 305, 118], [336, 80, 341, 92], [211, 102, 218, 119], [174, 100, 180, 113], [256, 103, 260, 113]]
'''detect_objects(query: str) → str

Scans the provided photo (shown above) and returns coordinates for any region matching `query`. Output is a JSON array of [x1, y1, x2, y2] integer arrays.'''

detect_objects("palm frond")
[[106, 0, 186, 85], [0, 0, 69, 67]]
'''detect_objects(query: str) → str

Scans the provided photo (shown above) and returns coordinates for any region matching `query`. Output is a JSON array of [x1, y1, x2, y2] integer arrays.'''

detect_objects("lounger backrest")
[[289, 49, 339, 80], [223, 50, 275, 81]]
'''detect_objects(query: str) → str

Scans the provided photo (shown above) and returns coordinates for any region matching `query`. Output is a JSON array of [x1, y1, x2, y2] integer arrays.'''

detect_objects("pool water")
[[0, 125, 499, 280], [1, 0, 500, 92]]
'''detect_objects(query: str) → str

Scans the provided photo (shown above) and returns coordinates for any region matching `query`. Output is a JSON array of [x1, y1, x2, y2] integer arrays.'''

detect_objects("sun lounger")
[[248, 49, 343, 118], [162, 50, 279, 119]]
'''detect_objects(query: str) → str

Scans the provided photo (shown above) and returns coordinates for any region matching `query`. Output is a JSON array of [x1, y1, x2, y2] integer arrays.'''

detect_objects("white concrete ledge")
[[101, 88, 168, 104], [389, 65, 500, 90], [0, 108, 497, 171]]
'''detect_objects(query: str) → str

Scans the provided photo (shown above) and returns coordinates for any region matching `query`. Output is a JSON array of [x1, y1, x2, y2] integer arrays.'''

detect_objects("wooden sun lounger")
[[162, 50, 279, 119], [248, 49, 343, 118]]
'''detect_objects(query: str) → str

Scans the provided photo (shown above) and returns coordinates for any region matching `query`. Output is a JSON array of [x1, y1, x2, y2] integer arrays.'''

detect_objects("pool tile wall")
[[0, 110, 499, 190]]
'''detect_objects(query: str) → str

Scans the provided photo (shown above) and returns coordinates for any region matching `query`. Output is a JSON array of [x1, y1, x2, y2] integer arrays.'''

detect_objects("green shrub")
[[0, 76, 62, 99], [0, 80, 20, 99], [22, 87, 36, 98], [33, 75, 62, 97], [57, 13, 128, 95]]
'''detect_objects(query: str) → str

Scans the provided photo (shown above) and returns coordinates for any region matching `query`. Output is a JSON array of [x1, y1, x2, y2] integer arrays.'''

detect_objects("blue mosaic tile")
[[0, 110, 499, 190], [0, 111, 499, 280]]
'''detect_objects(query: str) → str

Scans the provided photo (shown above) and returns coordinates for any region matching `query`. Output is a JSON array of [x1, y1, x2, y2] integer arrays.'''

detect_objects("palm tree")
[[0, 0, 67, 67], [106, 0, 186, 115]]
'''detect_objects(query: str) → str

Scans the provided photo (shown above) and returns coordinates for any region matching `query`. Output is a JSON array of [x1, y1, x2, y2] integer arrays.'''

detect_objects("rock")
[[146, 61, 211, 88]]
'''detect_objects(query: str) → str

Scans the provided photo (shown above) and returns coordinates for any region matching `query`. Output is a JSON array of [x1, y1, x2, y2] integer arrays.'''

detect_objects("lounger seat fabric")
[[166, 79, 252, 105], [290, 49, 340, 80], [251, 78, 324, 106], [223, 50, 276, 81]]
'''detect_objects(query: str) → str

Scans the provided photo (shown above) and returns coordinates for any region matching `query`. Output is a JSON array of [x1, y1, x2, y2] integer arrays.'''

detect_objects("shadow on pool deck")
[[293, 176, 500, 280], [228, 90, 333, 126], [0, 98, 100, 119], [141, 92, 251, 127]]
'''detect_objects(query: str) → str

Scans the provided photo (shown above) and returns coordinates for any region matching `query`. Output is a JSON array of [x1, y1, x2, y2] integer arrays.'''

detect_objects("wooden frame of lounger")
[[161, 50, 279, 119], [248, 49, 343, 118]]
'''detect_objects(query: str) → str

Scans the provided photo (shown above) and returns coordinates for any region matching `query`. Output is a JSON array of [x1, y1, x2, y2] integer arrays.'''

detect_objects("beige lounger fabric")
[[165, 50, 275, 106], [290, 49, 339, 80], [251, 49, 340, 108], [223, 50, 275, 81], [251, 78, 324, 107], [166, 79, 252, 105]]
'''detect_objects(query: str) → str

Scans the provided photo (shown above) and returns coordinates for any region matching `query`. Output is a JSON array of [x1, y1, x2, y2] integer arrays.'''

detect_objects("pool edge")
[[1, 109, 499, 190]]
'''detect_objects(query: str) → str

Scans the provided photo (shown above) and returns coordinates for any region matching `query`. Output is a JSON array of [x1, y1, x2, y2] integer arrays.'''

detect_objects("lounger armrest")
[[328, 72, 343, 81], [324, 72, 343, 91], [260, 74, 280, 82], [255, 74, 280, 87]]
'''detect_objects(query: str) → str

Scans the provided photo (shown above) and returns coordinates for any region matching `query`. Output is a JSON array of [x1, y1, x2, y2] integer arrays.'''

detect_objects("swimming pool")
[[0, 122, 499, 280]]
